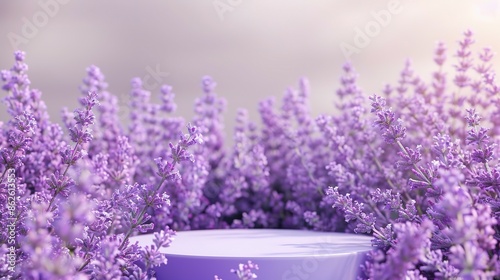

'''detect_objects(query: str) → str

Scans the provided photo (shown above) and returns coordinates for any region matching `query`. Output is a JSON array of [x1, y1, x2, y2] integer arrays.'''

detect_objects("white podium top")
[[131, 229, 373, 280]]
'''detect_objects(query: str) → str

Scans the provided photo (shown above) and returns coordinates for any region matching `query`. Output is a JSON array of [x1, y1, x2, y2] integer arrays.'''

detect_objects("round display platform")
[[131, 229, 373, 280]]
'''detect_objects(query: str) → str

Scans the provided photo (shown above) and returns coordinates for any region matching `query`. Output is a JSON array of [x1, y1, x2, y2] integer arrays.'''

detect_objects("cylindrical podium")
[[131, 229, 373, 279]]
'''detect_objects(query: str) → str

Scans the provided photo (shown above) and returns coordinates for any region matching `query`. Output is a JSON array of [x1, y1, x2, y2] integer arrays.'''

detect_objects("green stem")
[[374, 141, 424, 216], [396, 140, 431, 186], [0, 168, 8, 185], [46, 142, 80, 212], [77, 234, 95, 272], [118, 177, 166, 251]]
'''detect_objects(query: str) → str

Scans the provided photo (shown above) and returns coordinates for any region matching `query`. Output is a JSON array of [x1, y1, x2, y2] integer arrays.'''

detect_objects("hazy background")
[[1, 0, 500, 141]]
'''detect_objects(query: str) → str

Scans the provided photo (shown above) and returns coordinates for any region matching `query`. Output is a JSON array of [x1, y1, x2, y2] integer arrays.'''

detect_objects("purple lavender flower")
[[1, 29, 500, 279], [369, 219, 433, 280], [230, 261, 259, 280], [193, 76, 226, 167], [46, 91, 99, 211]]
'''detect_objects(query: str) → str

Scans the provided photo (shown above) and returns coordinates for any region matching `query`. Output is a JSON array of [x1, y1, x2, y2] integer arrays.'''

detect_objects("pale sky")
[[1, 1, 499, 140]]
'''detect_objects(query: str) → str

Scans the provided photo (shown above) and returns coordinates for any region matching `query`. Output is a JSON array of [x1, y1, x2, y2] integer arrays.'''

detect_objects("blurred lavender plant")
[[329, 30, 500, 279], [214, 261, 259, 280], [0, 52, 200, 278], [1, 30, 500, 279]]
